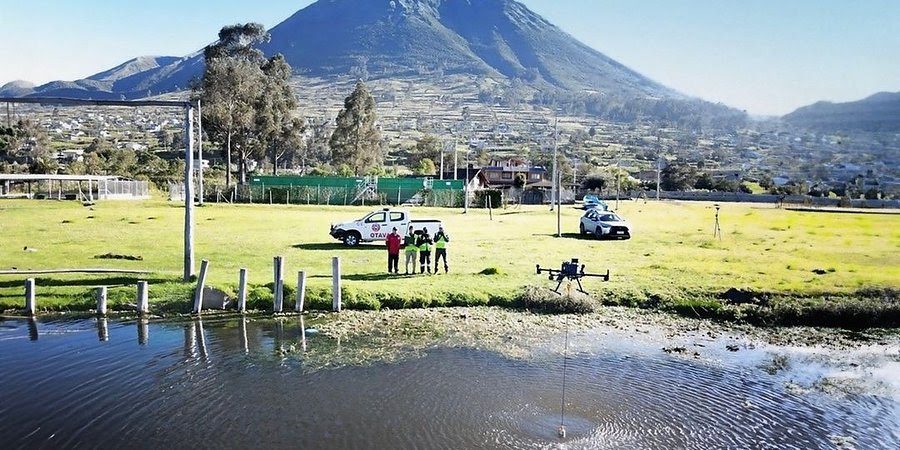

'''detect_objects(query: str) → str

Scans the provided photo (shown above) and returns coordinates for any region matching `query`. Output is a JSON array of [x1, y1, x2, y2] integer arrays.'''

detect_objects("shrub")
[[519, 286, 597, 314], [478, 267, 504, 276]]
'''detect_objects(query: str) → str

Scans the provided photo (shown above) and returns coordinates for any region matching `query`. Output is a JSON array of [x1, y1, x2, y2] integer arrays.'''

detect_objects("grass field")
[[1, 199, 898, 326]]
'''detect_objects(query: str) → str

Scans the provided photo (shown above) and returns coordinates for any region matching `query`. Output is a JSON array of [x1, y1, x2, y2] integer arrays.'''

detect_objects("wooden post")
[[332, 257, 342, 312], [96, 286, 108, 316], [24, 278, 36, 315], [273, 256, 284, 312], [237, 268, 248, 313], [137, 281, 149, 314], [183, 103, 195, 281], [488, 195, 493, 221], [193, 259, 209, 314], [296, 271, 307, 312]]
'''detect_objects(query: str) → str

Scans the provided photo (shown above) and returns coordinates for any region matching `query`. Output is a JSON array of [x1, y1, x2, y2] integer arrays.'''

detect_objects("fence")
[[99, 180, 150, 200], [170, 176, 466, 207], [616, 190, 900, 209]]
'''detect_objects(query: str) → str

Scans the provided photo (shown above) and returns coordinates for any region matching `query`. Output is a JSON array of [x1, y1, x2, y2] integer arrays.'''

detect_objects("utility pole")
[[5, 102, 9, 127], [183, 103, 195, 282], [453, 138, 458, 181], [197, 100, 204, 206], [656, 157, 661, 201], [556, 167, 562, 238], [464, 148, 470, 213], [439, 141, 445, 180], [615, 159, 621, 210], [550, 116, 558, 211]]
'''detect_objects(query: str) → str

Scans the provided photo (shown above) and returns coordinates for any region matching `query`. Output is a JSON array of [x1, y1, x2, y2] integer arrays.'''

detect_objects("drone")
[[536, 258, 610, 295]]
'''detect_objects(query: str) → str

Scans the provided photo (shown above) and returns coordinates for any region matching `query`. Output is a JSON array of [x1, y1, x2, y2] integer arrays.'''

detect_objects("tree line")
[[197, 23, 382, 187]]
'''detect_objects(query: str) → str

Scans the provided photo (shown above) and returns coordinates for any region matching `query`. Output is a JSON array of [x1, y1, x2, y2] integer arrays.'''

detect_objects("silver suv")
[[580, 210, 631, 240]]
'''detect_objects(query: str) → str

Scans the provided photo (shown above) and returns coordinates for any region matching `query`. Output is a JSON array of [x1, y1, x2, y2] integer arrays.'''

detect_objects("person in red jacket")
[[385, 227, 402, 274]]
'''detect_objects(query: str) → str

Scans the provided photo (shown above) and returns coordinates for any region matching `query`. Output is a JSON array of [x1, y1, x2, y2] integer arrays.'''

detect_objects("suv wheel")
[[343, 232, 361, 247], [579, 223, 586, 235]]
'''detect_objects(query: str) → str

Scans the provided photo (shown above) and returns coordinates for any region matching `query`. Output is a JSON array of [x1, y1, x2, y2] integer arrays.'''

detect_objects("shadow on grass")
[[0, 277, 175, 289], [532, 232, 596, 241], [532, 233, 630, 242], [310, 272, 423, 281], [293, 243, 383, 251]]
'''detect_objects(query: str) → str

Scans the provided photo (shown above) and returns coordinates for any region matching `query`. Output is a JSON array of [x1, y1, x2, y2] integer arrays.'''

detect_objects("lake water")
[[0, 316, 897, 449]]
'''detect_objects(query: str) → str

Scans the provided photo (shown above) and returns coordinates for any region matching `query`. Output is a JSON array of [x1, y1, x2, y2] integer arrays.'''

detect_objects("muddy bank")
[[301, 306, 900, 399]]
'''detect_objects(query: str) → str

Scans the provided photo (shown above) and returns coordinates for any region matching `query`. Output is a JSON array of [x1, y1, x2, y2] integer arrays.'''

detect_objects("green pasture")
[[1, 198, 897, 325]]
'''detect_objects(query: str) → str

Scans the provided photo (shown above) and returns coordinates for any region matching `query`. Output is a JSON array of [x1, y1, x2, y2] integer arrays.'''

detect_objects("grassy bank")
[[1, 199, 897, 326]]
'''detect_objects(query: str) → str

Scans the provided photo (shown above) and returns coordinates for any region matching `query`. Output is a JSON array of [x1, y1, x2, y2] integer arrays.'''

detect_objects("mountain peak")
[[5, 0, 672, 102], [258, 0, 668, 96]]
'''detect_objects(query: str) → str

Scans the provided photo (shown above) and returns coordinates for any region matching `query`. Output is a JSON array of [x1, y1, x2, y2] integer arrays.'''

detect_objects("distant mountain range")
[[782, 92, 900, 132], [1, 0, 673, 102]]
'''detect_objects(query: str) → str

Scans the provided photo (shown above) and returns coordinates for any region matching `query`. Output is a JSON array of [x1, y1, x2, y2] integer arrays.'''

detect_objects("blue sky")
[[1, 0, 898, 115]]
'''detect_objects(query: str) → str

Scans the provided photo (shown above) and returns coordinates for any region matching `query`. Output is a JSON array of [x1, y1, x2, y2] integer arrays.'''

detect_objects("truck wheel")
[[343, 232, 361, 247], [579, 223, 586, 235]]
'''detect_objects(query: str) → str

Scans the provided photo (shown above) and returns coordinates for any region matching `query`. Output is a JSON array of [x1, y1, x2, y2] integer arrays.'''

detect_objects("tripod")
[[713, 205, 722, 240]]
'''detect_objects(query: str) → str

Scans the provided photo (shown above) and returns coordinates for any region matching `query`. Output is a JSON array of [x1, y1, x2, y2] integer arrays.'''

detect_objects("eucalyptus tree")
[[199, 23, 303, 185], [256, 55, 304, 175], [329, 80, 383, 175]]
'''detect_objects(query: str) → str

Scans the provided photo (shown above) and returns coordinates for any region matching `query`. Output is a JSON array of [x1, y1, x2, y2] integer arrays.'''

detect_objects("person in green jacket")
[[403, 228, 419, 275], [433, 226, 450, 274], [416, 228, 433, 274]]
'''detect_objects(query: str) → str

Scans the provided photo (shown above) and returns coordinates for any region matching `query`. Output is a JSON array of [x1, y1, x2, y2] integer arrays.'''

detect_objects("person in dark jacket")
[[385, 227, 402, 274], [433, 226, 450, 274], [416, 228, 433, 274]]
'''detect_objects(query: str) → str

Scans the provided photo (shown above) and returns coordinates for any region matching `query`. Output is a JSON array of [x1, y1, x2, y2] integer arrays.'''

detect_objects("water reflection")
[[274, 319, 285, 357], [27, 318, 38, 341], [238, 317, 249, 354], [0, 317, 895, 449], [137, 318, 148, 345], [195, 319, 208, 360], [96, 317, 109, 342], [299, 316, 307, 352]]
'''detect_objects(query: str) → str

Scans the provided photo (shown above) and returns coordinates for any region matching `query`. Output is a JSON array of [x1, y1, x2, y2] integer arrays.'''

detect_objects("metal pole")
[[197, 100, 204, 206], [616, 160, 620, 210], [656, 157, 661, 201], [464, 150, 470, 213], [556, 168, 562, 238], [183, 104, 195, 281], [551, 117, 558, 211], [453, 139, 458, 180], [440, 142, 445, 180]]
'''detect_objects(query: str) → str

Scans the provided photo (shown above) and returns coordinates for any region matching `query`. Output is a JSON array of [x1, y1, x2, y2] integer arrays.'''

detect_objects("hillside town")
[[2, 74, 897, 204]]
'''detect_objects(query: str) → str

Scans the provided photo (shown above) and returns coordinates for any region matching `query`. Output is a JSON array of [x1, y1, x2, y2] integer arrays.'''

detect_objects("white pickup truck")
[[330, 208, 443, 246]]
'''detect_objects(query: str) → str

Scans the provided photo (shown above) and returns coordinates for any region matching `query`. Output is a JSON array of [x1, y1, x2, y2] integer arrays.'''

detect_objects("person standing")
[[385, 227, 401, 274], [403, 228, 418, 275], [416, 228, 433, 274], [433, 226, 450, 274]]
